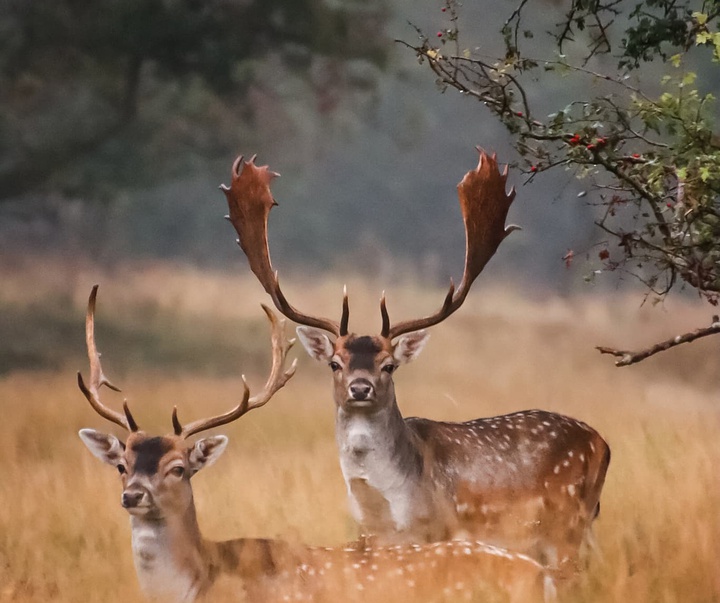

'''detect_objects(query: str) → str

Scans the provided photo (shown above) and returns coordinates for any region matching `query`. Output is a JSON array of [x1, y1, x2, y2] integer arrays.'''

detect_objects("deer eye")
[[329, 361, 341, 372], [117, 464, 126, 475], [381, 364, 396, 374], [169, 466, 185, 478]]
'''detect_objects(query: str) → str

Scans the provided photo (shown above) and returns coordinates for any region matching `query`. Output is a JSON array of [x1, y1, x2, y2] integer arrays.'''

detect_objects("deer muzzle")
[[347, 378, 375, 406], [122, 486, 150, 511]]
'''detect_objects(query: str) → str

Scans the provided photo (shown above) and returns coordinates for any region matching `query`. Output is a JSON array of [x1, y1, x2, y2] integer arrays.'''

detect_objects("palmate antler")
[[222, 148, 518, 340], [383, 148, 519, 339], [78, 287, 296, 438], [221, 156, 349, 337]]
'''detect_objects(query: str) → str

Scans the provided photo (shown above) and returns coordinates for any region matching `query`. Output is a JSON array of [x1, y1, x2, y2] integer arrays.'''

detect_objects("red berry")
[[599, 249, 610, 260], [437, 31, 443, 37], [530, 165, 537, 172], [516, 111, 523, 117], [441, 7, 446, 11], [632, 153, 641, 158]]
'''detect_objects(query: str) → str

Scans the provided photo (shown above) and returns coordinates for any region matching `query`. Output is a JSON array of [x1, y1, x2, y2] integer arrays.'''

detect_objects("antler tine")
[[387, 148, 519, 340], [339, 285, 349, 336], [380, 291, 389, 338], [222, 155, 341, 337], [176, 305, 296, 439], [77, 285, 138, 432]]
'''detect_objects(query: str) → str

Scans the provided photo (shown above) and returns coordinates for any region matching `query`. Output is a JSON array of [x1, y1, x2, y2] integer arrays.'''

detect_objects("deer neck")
[[335, 397, 427, 533], [131, 504, 307, 602], [336, 398, 419, 470], [129, 502, 208, 603]]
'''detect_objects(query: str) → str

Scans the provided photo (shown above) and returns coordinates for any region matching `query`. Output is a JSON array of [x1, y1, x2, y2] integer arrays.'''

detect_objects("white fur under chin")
[[131, 518, 199, 603], [337, 412, 429, 533]]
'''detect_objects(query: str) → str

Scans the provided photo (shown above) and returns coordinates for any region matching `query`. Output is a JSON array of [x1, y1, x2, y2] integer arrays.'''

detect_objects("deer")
[[77, 286, 556, 602], [220, 149, 611, 570]]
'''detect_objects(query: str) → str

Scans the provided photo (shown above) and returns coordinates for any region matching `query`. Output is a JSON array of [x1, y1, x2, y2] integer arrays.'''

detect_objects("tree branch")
[[596, 316, 720, 366]]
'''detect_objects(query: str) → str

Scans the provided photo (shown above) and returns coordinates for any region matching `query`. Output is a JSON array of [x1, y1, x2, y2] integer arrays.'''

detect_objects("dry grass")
[[0, 255, 718, 602]]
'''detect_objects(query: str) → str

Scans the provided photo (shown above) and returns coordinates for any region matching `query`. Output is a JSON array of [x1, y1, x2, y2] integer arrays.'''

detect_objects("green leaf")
[[693, 11, 708, 26], [697, 31, 711, 45]]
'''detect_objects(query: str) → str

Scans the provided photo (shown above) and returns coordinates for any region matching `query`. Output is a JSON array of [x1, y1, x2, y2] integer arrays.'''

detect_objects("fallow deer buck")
[[78, 286, 555, 602], [221, 149, 611, 569]]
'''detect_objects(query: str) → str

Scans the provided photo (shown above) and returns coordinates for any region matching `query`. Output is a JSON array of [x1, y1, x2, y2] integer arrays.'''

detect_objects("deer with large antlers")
[[77, 286, 556, 602], [221, 149, 611, 569]]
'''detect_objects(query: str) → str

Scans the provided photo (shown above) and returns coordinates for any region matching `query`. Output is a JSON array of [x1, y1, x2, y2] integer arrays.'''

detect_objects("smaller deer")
[[222, 150, 611, 568], [78, 286, 555, 602]]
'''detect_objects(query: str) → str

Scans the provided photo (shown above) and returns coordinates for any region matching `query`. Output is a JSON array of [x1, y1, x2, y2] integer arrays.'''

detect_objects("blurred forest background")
[[3, 0, 717, 376], [1, 0, 615, 284]]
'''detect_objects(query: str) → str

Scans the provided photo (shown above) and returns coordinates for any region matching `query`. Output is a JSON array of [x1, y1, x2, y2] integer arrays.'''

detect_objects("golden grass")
[[0, 255, 719, 602]]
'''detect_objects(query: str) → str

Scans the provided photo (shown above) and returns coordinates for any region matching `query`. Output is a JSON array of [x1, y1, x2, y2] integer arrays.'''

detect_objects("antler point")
[[172, 406, 183, 436], [232, 155, 243, 176], [504, 224, 522, 238], [260, 303, 277, 323]]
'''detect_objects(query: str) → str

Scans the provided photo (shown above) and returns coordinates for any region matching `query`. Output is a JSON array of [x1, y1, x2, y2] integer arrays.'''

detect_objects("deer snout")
[[122, 488, 148, 509], [348, 378, 374, 401]]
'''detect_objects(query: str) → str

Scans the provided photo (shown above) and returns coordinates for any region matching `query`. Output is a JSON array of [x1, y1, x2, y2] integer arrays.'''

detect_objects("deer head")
[[77, 285, 296, 516], [221, 150, 518, 412]]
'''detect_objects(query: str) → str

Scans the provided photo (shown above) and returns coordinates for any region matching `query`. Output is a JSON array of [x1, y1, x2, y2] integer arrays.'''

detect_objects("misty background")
[[0, 0, 618, 294]]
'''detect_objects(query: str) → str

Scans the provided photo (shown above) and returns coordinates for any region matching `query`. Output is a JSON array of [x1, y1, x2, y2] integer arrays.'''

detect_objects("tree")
[[0, 0, 388, 202], [402, 0, 720, 366]]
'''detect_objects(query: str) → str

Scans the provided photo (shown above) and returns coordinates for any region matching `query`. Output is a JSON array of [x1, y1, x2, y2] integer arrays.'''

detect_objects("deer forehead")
[[335, 335, 393, 370], [125, 434, 186, 475]]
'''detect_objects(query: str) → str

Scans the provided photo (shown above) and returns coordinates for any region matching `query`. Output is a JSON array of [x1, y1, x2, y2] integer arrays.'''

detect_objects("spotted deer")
[[77, 286, 555, 602], [221, 149, 611, 568]]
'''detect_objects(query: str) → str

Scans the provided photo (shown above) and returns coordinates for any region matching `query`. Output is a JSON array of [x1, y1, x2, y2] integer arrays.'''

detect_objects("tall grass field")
[[0, 255, 718, 602]]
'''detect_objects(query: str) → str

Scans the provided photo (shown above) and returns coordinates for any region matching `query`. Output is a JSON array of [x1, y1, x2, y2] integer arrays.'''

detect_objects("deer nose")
[[122, 489, 145, 509], [349, 379, 374, 401]]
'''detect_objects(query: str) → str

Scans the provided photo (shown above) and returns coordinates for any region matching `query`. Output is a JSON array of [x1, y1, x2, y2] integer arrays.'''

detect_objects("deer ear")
[[296, 326, 335, 362], [79, 429, 125, 466], [188, 435, 228, 476], [393, 330, 430, 365]]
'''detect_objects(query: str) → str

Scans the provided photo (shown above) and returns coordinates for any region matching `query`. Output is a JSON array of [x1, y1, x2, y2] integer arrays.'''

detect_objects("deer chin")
[[342, 398, 378, 411], [125, 503, 162, 519]]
